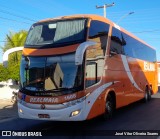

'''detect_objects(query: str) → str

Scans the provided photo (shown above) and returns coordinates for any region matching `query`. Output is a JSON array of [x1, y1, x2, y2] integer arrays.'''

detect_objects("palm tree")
[[1, 30, 27, 81], [2, 30, 27, 64]]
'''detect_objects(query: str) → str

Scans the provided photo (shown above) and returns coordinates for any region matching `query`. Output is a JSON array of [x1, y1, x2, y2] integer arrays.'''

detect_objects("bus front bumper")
[[18, 101, 86, 121]]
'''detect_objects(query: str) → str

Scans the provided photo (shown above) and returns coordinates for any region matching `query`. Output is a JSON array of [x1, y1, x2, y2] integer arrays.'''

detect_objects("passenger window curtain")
[[54, 20, 85, 43]]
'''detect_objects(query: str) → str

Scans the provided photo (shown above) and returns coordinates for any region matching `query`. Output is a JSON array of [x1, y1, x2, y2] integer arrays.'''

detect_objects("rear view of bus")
[[18, 15, 158, 121]]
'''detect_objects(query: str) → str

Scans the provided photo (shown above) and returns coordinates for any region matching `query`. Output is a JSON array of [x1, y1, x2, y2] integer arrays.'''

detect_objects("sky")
[[0, 0, 160, 62]]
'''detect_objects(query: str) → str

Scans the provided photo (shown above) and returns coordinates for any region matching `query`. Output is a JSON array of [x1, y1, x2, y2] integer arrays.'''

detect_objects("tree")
[[2, 30, 27, 63], [0, 64, 9, 81], [1, 30, 27, 81]]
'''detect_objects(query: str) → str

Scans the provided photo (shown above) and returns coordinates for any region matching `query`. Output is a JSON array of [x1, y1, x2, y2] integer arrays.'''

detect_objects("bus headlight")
[[19, 108, 23, 113], [70, 110, 81, 117]]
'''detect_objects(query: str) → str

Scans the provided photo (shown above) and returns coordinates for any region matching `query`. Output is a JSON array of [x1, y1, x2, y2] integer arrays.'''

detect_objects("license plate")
[[38, 114, 50, 118]]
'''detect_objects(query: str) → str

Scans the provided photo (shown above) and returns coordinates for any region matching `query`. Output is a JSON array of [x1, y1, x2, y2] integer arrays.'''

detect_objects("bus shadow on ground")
[[0, 100, 18, 121], [29, 96, 160, 134]]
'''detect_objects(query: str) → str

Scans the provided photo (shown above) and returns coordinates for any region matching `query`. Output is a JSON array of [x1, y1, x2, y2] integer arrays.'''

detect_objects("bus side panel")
[[128, 58, 158, 95], [86, 56, 158, 120], [86, 92, 105, 120], [127, 57, 146, 101], [105, 55, 136, 108]]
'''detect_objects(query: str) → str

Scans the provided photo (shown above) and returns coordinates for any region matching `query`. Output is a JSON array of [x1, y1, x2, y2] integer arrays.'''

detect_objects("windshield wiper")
[[46, 87, 80, 92], [46, 87, 70, 92]]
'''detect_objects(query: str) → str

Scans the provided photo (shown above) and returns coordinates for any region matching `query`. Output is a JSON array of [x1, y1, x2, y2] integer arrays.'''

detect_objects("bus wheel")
[[104, 94, 114, 120], [144, 87, 151, 102], [148, 88, 152, 101]]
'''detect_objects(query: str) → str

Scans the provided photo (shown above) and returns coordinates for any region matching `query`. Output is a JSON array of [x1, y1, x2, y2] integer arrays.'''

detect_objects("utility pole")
[[96, 2, 115, 18]]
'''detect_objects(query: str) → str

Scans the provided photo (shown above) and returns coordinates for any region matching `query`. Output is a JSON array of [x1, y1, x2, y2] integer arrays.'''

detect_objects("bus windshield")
[[25, 18, 87, 46], [20, 54, 83, 96]]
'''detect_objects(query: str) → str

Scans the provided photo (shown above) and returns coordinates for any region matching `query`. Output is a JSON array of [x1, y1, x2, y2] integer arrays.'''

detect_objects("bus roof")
[[38, 14, 155, 50]]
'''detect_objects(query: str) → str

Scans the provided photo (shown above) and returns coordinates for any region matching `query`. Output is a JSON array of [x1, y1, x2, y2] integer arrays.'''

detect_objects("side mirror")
[[75, 41, 97, 65], [3, 47, 23, 67]]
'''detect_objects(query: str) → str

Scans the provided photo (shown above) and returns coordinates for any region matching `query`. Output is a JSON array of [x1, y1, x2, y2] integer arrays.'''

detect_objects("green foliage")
[[8, 51, 22, 81], [1, 30, 28, 81], [0, 64, 9, 81], [8, 62, 20, 81], [2, 30, 27, 52]]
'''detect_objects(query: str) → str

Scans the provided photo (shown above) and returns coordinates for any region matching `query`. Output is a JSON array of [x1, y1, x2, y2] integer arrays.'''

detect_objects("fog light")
[[70, 110, 80, 117], [19, 109, 23, 113]]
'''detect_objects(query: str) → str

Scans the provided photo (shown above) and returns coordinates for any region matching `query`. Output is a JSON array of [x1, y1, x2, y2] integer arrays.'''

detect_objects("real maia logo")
[[30, 97, 58, 103]]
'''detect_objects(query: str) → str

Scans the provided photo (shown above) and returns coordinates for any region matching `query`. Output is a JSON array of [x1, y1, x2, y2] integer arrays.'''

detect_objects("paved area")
[[0, 99, 18, 121], [0, 91, 160, 122], [1, 95, 160, 139], [0, 83, 19, 121]]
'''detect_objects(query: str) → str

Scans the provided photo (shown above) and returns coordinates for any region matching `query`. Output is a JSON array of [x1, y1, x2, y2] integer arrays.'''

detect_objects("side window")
[[85, 61, 97, 88], [110, 27, 124, 55], [89, 20, 109, 55], [122, 32, 156, 62], [85, 47, 104, 88], [122, 32, 134, 57]]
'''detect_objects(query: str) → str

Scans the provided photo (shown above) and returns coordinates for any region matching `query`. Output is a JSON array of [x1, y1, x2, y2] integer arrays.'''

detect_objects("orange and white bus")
[[18, 14, 158, 121], [157, 62, 160, 86]]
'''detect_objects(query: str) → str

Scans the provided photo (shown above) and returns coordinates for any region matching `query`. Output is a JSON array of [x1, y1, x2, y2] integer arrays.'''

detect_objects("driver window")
[[85, 45, 104, 88], [110, 27, 124, 55], [89, 20, 109, 55], [85, 61, 97, 88]]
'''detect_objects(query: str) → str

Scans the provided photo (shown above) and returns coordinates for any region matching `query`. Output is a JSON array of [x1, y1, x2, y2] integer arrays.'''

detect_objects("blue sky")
[[0, 0, 160, 62]]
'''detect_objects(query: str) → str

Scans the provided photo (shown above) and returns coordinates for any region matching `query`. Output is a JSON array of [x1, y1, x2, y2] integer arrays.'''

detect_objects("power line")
[[0, 3, 40, 19], [133, 29, 160, 33], [0, 41, 25, 42], [108, 8, 160, 16], [0, 9, 37, 22], [0, 16, 31, 24]]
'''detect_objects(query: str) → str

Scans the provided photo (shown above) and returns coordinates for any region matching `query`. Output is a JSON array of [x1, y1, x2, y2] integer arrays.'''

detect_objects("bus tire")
[[144, 87, 151, 102], [103, 94, 114, 120], [148, 88, 152, 101]]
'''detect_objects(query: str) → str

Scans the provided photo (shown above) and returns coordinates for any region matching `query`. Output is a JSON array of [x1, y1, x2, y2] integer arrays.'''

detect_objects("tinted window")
[[89, 20, 109, 38], [89, 20, 109, 55], [85, 62, 97, 88], [25, 19, 87, 48], [110, 27, 124, 54], [85, 46, 105, 88], [122, 32, 156, 62], [20, 54, 83, 96]]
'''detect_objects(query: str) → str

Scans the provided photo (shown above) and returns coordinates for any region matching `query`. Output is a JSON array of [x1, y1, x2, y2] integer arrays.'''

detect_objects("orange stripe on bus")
[[23, 44, 79, 56], [18, 91, 85, 104]]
